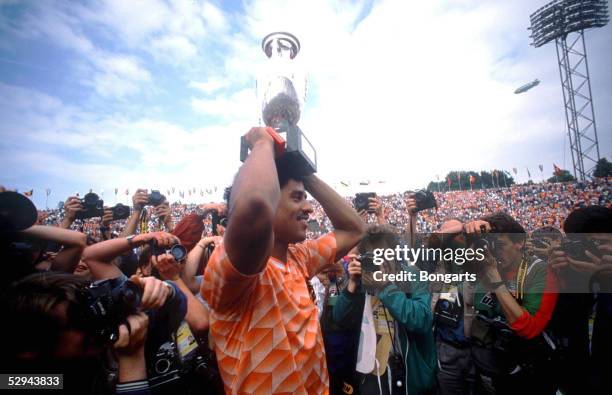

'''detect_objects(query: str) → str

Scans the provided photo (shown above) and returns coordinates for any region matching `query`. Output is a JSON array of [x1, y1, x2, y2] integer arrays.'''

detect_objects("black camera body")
[[411, 189, 437, 213], [434, 298, 462, 328], [388, 353, 406, 395], [358, 252, 378, 272], [112, 203, 131, 220], [75, 277, 142, 343], [465, 225, 497, 252], [150, 240, 187, 262], [75, 193, 104, 220], [148, 190, 166, 206], [354, 192, 376, 213], [560, 238, 600, 261]]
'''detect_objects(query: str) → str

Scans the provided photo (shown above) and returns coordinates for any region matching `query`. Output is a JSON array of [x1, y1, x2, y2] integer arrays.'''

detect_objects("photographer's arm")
[[154, 254, 209, 334], [404, 197, 418, 247], [114, 313, 150, 392], [181, 236, 220, 294], [224, 128, 278, 275], [81, 232, 178, 280], [303, 174, 365, 259], [20, 225, 87, 273], [60, 196, 81, 229]]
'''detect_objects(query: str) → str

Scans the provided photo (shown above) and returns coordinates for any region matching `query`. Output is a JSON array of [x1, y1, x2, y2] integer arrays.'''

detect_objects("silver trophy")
[[240, 32, 317, 175]]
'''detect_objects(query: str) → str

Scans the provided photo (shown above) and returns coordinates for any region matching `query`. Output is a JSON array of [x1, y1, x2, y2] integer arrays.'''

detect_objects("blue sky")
[[1, 0, 611, 209]]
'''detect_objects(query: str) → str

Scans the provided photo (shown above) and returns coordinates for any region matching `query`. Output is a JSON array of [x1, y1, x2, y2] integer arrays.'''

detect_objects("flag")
[[114, 188, 118, 195], [179, 191, 184, 198], [125, 189, 129, 196], [171, 187, 175, 194], [45, 188, 51, 196], [469, 175, 476, 185], [526, 168, 531, 178], [167, 190, 171, 196], [206, 189, 212, 194], [200, 190, 204, 196], [23, 189, 33, 197], [538, 164, 543, 172], [359, 180, 370, 186], [340, 181, 349, 187], [512, 168, 518, 175], [553, 164, 563, 176]]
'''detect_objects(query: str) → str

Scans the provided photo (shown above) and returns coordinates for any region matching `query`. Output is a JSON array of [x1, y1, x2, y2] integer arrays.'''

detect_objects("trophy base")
[[275, 150, 316, 177]]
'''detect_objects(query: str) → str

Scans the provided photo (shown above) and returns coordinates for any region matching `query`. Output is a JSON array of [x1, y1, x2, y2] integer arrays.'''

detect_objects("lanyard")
[[515, 257, 528, 304]]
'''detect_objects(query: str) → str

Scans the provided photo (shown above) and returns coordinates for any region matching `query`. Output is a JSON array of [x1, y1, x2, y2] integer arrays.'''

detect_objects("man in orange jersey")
[[202, 127, 365, 394]]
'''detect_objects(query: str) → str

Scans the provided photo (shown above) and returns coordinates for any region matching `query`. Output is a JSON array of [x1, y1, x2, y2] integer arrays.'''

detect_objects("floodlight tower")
[[529, 0, 609, 181]]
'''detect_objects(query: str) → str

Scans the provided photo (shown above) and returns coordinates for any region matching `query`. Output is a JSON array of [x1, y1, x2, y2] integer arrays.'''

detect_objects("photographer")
[[0, 190, 87, 284], [549, 206, 612, 392], [468, 213, 559, 394], [201, 126, 365, 394], [332, 225, 436, 395], [2, 272, 181, 394], [119, 190, 172, 237], [429, 219, 477, 395]]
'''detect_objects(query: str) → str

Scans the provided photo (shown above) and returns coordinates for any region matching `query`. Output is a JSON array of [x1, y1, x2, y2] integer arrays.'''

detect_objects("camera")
[[357, 252, 378, 272], [74, 277, 142, 343], [388, 353, 406, 395], [411, 189, 437, 213], [150, 240, 188, 262], [560, 237, 601, 261], [465, 225, 497, 252], [211, 210, 227, 236], [354, 192, 376, 213], [111, 203, 130, 220], [148, 190, 166, 206], [434, 298, 462, 328], [75, 193, 104, 220]]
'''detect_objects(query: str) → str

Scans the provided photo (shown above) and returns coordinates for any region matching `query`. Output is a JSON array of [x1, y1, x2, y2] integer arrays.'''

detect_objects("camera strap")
[[381, 308, 404, 368], [515, 257, 528, 304]]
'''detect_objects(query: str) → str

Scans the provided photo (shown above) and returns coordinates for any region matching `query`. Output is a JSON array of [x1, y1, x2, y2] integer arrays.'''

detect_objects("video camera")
[[354, 192, 376, 213]]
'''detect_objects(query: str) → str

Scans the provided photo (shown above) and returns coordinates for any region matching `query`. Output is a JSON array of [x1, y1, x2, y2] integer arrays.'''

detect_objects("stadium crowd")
[[1, 130, 611, 395]]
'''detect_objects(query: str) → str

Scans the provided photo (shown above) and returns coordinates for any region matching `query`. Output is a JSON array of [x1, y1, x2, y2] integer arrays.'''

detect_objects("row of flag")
[[13, 164, 570, 199]]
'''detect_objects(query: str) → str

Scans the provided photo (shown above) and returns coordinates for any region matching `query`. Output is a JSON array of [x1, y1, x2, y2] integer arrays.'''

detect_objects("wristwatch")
[[126, 235, 137, 248]]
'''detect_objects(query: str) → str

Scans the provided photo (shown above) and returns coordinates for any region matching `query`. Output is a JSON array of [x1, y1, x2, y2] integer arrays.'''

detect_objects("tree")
[[426, 169, 515, 191], [593, 157, 612, 178], [547, 170, 575, 183]]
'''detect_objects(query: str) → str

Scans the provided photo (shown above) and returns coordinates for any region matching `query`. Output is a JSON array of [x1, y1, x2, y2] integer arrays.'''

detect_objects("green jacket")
[[332, 266, 436, 394]]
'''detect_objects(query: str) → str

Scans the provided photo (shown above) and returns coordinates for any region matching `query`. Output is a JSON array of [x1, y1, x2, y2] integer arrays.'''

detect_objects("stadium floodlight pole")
[[529, 0, 609, 181]]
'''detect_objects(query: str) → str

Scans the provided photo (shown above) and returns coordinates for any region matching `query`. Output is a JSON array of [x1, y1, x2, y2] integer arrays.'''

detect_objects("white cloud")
[[150, 34, 198, 62], [189, 78, 228, 94]]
